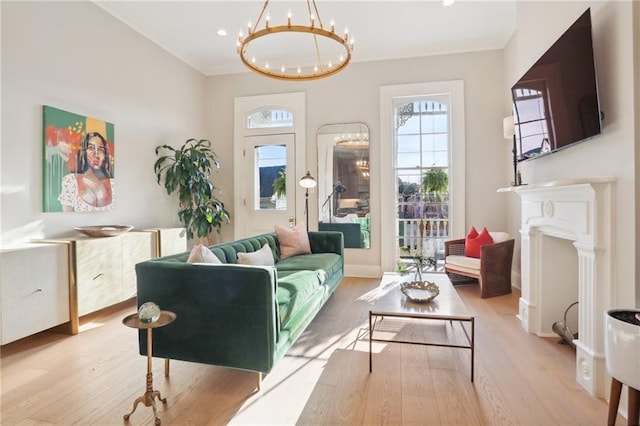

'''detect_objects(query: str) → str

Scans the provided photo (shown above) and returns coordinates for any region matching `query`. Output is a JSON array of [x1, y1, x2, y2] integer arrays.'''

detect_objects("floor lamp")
[[503, 115, 522, 186], [299, 171, 317, 231]]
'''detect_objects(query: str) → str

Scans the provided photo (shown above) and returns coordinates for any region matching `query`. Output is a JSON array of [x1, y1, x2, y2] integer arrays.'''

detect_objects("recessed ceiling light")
[[217, 29, 227, 36], [443, 0, 455, 6]]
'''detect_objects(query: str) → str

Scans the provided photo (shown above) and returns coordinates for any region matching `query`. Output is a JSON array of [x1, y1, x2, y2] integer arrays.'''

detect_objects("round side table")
[[122, 310, 176, 425]]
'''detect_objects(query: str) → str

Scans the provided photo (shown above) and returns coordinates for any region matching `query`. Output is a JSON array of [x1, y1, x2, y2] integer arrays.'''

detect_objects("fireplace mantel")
[[497, 176, 616, 193], [504, 177, 616, 398]]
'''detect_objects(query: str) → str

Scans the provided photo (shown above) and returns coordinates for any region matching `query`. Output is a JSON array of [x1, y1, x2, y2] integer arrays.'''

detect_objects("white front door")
[[234, 92, 306, 240], [243, 133, 296, 236]]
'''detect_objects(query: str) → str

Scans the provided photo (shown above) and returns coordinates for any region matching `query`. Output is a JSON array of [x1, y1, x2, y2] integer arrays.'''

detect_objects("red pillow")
[[466, 226, 479, 240], [465, 227, 494, 258]]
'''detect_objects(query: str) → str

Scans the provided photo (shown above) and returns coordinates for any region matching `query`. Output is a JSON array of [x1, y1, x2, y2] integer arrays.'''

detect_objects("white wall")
[[503, 1, 638, 307], [0, 1, 206, 245], [206, 50, 507, 270]]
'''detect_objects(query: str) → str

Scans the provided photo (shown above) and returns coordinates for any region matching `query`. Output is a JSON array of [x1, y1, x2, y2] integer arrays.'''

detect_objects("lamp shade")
[[299, 171, 317, 189], [503, 116, 515, 139]]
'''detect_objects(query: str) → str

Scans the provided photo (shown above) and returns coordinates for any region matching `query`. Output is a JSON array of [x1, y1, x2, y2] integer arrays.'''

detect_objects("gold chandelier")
[[237, 0, 354, 81]]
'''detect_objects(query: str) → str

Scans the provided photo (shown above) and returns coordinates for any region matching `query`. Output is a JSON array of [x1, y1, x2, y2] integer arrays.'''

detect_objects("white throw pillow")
[[275, 222, 311, 259], [237, 243, 275, 266], [187, 244, 221, 264]]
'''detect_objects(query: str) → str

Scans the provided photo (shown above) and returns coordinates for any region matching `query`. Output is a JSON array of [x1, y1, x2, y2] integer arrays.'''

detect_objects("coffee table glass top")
[[371, 273, 471, 320]]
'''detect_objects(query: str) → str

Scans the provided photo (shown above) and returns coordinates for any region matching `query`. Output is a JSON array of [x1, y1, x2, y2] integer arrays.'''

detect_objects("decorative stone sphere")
[[138, 302, 161, 323]]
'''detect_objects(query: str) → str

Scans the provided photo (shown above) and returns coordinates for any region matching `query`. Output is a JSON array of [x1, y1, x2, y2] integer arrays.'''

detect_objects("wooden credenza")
[[143, 227, 188, 258], [0, 228, 187, 343], [45, 230, 155, 334], [0, 243, 70, 345]]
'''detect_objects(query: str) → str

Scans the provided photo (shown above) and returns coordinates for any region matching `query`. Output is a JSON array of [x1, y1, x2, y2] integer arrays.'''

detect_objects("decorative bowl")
[[74, 225, 134, 238], [400, 281, 440, 303]]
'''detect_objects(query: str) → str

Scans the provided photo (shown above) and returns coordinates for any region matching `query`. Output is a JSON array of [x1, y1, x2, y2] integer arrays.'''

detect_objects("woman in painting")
[[58, 132, 115, 212]]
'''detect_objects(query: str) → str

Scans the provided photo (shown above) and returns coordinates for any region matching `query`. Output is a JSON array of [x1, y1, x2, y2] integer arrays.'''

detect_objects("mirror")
[[317, 123, 370, 249]]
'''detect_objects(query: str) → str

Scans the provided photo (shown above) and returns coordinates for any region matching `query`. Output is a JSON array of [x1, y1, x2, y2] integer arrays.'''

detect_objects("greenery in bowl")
[[396, 246, 437, 282]]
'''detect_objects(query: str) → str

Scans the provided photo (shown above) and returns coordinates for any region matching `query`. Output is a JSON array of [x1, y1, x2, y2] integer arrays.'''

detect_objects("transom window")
[[246, 108, 293, 129]]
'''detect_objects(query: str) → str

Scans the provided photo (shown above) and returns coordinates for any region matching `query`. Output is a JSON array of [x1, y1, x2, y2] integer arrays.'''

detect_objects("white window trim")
[[379, 81, 466, 273]]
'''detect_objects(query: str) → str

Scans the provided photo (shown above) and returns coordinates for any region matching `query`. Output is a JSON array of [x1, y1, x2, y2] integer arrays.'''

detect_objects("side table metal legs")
[[123, 328, 167, 425]]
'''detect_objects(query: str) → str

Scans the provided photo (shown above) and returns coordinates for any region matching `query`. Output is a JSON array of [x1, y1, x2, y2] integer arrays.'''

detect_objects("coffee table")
[[369, 272, 475, 381]]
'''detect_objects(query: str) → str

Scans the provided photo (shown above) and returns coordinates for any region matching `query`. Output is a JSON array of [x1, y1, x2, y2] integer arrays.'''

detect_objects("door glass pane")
[[255, 145, 287, 210]]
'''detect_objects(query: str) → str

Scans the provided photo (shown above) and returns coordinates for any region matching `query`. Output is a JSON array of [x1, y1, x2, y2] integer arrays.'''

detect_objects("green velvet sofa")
[[134, 231, 344, 386]]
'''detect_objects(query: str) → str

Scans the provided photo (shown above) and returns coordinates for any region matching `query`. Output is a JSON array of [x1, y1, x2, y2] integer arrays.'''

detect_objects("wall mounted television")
[[512, 8, 602, 162]]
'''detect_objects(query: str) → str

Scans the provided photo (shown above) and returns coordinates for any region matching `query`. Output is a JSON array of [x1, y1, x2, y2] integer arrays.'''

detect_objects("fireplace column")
[[574, 243, 607, 396]]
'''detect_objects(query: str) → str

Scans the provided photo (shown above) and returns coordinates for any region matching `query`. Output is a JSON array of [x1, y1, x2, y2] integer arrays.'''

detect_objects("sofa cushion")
[[238, 244, 275, 266], [187, 244, 221, 264], [276, 270, 325, 327], [276, 253, 342, 277], [489, 231, 511, 243], [465, 227, 494, 258], [446, 254, 481, 274], [275, 222, 311, 259]]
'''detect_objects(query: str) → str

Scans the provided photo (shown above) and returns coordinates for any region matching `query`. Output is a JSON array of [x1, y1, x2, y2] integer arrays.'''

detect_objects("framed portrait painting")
[[43, 106, 115, 212]]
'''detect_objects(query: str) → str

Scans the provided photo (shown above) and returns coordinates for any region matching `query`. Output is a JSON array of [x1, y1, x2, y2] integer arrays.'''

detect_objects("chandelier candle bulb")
[[330, 20, 335, 32]]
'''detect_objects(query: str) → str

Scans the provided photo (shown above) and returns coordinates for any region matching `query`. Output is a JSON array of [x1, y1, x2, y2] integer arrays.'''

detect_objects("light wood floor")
[[1, 276, 622, 425]]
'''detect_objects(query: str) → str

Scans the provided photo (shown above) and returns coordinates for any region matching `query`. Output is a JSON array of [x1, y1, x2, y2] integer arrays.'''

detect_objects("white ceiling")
[[94, 1, 516, 77]]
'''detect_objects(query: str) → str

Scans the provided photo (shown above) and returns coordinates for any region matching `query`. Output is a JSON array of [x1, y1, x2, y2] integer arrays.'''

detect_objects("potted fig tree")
[[154, 138, 230, 244]]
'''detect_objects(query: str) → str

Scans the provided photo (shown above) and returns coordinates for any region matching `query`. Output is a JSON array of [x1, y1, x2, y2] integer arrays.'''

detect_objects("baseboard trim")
[[344, 264, 381, 278]]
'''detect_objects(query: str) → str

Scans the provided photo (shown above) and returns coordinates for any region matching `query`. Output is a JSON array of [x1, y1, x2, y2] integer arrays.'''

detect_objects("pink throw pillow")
[[465, 227, 494, 258], [187, 244, 221, 264], [275, 222, 311, 260]]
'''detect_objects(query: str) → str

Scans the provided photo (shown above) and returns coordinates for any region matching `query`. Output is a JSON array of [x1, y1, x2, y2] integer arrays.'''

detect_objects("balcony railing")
[[397, 199, 450, 272]]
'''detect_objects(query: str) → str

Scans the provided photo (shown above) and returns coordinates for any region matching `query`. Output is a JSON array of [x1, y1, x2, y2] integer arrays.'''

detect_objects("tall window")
[[380, 81, 465, 274], [394, 97, 451, 270]]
